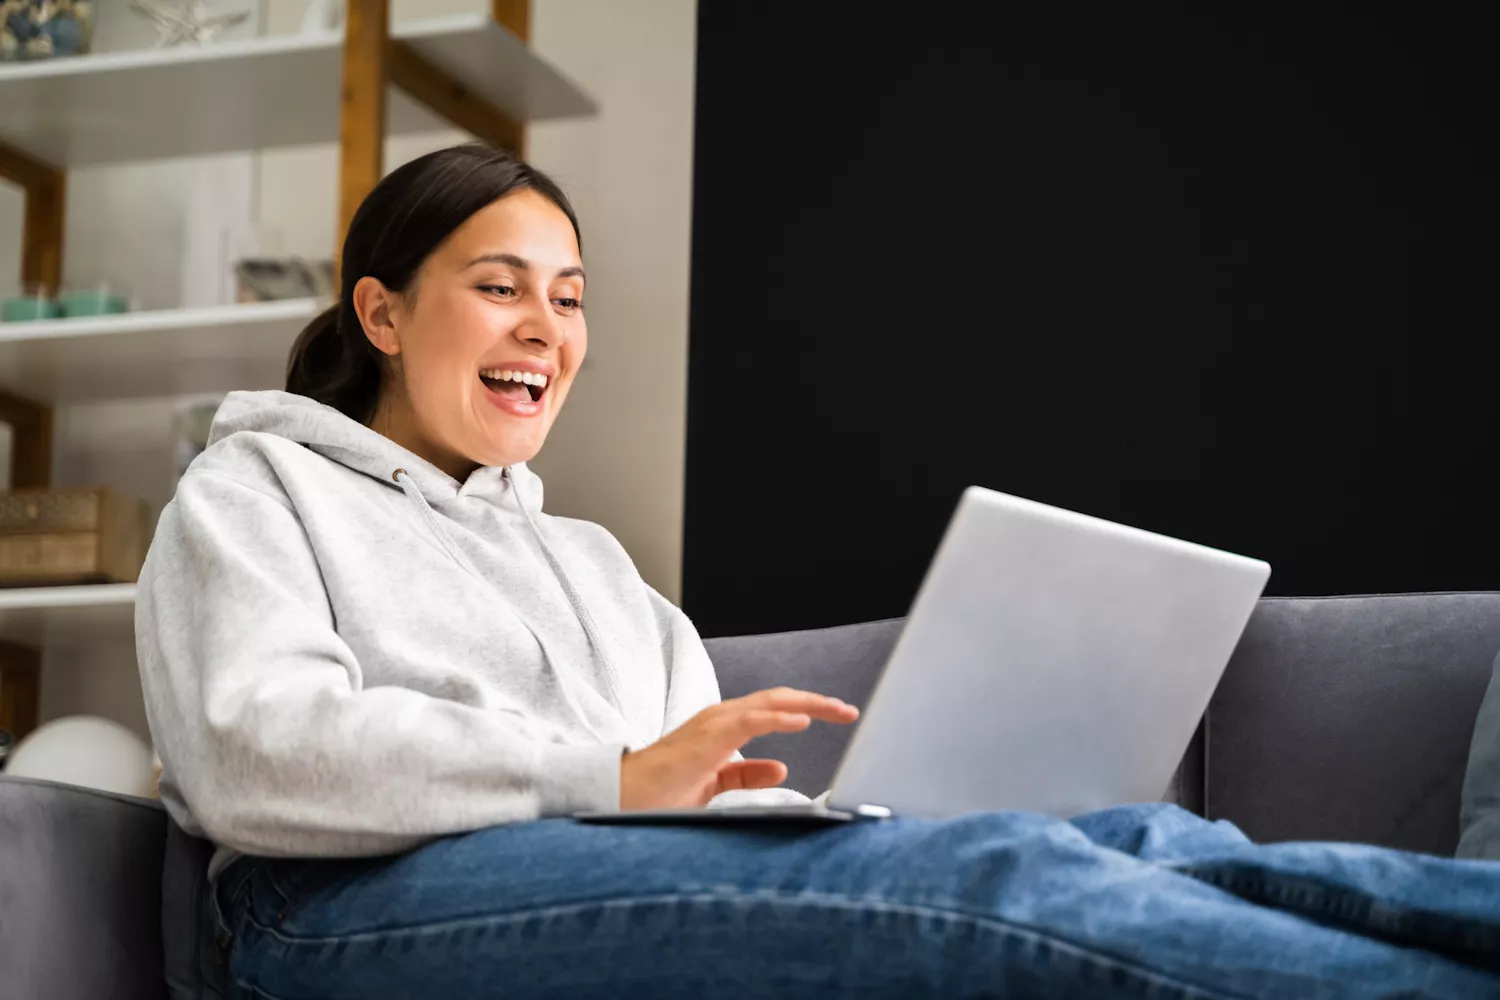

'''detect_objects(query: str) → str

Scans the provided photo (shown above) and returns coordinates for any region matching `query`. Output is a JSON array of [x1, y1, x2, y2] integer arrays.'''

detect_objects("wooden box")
[[0, 487, 148, 586]]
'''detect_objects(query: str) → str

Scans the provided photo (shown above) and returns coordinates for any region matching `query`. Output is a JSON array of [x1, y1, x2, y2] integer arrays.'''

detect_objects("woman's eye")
[[480, 284, 517, 298], [553, 297, 583, 311]]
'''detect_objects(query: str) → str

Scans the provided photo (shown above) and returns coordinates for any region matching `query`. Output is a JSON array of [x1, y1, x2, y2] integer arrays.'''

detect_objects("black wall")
[[684, 8, 1498, 638]]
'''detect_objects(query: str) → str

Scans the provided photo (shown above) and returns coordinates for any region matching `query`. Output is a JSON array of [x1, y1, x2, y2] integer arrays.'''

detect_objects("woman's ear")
[[352, 276, 402, 357]]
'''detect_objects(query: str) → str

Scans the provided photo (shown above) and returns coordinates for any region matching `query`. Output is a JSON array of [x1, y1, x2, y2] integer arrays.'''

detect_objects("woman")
[[138, 144, 1500, 998]]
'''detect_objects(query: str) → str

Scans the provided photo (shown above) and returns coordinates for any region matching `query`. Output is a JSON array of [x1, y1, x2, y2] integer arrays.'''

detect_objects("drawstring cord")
[[500, 467, 628, 712], [392, 468, 622, 743]]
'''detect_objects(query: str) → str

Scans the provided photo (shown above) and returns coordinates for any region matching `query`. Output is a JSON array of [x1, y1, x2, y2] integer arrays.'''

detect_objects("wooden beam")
[[491, 0, 530, 43], [0, 389, 52, 489], [22, 173, 65, 290], [0, 139, 58, 190], [491, 0, 530, 158], [0, 140, 66, 289], [0, 641, 41, 744], [389, 42, 524, 154], [337, 0, 389, 262]]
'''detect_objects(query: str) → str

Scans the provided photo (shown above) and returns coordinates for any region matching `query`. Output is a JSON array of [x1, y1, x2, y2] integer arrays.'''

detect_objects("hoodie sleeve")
[[137, 470, 625, 859], [650, 588, 811, 807]]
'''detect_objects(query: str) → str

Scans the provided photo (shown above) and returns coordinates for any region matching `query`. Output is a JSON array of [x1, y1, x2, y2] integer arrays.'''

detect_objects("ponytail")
[[285, 301, 383, 425]]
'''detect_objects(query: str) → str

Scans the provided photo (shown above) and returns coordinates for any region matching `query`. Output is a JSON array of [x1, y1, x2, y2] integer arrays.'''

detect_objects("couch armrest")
[[704, 618, 902, 795], [0, 775, 167, 1000]]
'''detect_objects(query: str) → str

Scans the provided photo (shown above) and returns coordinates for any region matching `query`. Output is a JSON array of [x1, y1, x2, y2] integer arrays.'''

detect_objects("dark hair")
[[286, 143, 581, 424]]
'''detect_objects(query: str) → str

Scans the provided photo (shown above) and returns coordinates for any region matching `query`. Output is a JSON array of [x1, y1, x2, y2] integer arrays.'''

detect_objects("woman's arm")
[[137, 470, 625, 858]]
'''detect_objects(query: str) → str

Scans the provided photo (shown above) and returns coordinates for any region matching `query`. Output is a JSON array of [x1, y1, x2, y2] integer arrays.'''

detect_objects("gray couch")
[[3, 593, 1499, 999]]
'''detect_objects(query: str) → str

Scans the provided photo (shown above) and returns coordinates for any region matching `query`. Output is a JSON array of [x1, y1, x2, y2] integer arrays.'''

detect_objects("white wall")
[[525, 0, 697, 603], [1, 1, 699, 741]]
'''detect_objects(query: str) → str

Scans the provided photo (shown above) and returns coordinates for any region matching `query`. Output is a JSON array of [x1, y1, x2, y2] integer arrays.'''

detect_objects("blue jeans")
[[213, 804, 1500, 998]]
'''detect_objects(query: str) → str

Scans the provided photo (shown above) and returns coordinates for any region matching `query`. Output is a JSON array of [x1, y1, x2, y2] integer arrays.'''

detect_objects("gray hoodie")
[[137, 390, 801, 876]]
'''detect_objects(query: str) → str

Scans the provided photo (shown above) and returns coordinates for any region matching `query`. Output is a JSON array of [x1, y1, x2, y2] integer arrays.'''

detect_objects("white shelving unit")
[[0, 299, 325, 403], [0, 13, 596, 167], [0, 10, 597, 736]]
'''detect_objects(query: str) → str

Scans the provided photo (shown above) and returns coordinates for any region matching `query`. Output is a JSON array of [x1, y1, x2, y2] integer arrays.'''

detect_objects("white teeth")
[[480, 368, 550, 388]]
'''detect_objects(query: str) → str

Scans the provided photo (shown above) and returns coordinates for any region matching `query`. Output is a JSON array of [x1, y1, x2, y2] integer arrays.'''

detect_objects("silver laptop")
[[579, 486, 1270, 825]]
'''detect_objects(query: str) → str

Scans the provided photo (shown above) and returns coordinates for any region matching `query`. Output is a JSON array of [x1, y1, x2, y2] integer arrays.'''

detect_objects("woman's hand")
[[620, 688, 859, 810]]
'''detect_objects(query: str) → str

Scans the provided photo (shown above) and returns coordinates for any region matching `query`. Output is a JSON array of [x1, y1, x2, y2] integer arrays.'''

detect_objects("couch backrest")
[[1206, 593, 1500, 855]]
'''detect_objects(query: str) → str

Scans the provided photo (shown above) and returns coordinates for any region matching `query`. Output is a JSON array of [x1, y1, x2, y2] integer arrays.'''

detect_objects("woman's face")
[[360, 189, 586, 479]]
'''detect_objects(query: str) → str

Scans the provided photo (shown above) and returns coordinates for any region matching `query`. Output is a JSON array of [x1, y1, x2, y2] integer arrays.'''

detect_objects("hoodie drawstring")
[[392, 468, 627, 741], [500, 468, 628, 711]]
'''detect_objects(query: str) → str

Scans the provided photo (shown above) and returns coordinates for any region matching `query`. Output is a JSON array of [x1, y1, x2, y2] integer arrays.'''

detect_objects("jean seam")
[[212, 864, 256, 943], [237, 889, 1245, 1000], [259, 865, 293, 910]]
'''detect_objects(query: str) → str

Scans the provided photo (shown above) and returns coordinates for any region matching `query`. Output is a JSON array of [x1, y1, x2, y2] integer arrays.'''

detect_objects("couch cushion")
[[1207, 593, 1500, 855], [0, 775, 167, 1000]]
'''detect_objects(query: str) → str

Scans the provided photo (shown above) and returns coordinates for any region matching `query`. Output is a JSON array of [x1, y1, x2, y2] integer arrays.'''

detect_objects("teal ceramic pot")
[[1, 296, 63, 322]]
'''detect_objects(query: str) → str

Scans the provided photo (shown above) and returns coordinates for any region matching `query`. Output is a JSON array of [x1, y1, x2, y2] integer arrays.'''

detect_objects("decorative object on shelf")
[[234, 256, 334, 302], [129, 0, 248, 47], [299, 0, 343, 34], [1, 282, 63, 322], [2, 715, 157, 797], [0, 0, 94, 61], [172, 394, 225, 482], [219, 222, 333, 304], [60, 283, 133, 317], [0, 487, 149, 587]]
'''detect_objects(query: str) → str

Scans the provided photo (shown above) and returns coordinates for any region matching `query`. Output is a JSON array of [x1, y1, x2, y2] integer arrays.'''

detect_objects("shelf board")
[[0, 298, 324, 403], [0, 14, 597, 167], [0, 583, 136, 648]]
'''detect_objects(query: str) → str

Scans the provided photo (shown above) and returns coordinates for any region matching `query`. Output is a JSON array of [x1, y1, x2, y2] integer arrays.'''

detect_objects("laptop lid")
[[826, 486, 1270, 819]]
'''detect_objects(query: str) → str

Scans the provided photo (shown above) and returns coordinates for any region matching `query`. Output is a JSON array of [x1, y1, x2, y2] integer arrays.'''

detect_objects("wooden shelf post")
[[337, 0, 390, 266], [0, 640, 40, 743], [0, 138, 65, 291]]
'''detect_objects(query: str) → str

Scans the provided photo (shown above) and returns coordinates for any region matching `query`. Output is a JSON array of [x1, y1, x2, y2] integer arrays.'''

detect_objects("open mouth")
[[479, 368, 549, 404]]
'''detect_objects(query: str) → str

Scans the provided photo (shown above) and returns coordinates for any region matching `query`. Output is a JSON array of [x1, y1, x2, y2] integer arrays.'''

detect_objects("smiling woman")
[[286, 144, 587, 479]]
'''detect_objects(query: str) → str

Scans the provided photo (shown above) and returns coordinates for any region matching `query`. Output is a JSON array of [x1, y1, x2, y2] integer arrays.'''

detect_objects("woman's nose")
[[514, 300, 563, 349]]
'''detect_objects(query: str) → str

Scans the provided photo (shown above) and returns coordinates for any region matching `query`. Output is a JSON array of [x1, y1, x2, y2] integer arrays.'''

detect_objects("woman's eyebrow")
[[465, 252, 586, 283]]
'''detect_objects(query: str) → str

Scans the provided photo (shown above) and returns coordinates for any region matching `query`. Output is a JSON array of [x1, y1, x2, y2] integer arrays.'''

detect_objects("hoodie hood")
[[208, 389, 546, 505]]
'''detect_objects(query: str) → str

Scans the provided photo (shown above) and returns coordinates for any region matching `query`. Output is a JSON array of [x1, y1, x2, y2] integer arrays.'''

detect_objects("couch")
[[3, 593, 1498, 999]]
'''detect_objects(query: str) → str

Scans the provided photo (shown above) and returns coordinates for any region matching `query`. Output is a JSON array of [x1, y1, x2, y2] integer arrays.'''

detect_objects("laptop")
[[577, 485, 1270, 826]]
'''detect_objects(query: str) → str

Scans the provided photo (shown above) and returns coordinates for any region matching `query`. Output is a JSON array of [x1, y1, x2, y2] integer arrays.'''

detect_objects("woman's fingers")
[[734, 687, 861, 725], [716, 758, 788, 792]]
